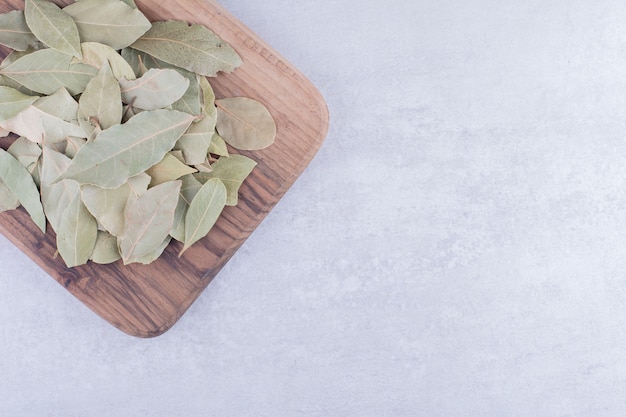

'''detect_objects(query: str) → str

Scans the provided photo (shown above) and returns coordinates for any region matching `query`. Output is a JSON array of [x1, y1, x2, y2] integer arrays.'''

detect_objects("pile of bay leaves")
[[0, 0, 277, 267]]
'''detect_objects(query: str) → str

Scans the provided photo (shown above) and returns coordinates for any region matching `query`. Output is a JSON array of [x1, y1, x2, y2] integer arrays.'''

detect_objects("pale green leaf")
[[40, 147, 75, 233], [0, 148, 45, 232], [120, 180, 181, 263], [79, 64, 123, 133], [146, 152, 197, 187], [0, 48, 98, 95], [25, 0, 82, 58], [0, 181, 19, 212], [208, 131, 229, 157], [7, 136, 41, 174], [63, 0, 151, 50], [170, 173, 202, 242], [215, 97, 276, 151], [65, 136, 87, 159], [174, 114, 215, 165], [56, 191, 98, 268], [58, 109, 194, 188], [81, 173, 150, 237], [199, 75, 216, 122], [1, 103, 85, 144], [80, 42, 136, 81], [90, 230, 121, 264], [121, 48, 202, 115], [194, 154, 256, 206], [131, 21, 242, 77], [120, 68, 190, 111], [182, 178, 226, 254], [34, 87, 78, 121], [0, 86, 38, 123], [126, 236, 171, 265], [0, 10, 42, 51]]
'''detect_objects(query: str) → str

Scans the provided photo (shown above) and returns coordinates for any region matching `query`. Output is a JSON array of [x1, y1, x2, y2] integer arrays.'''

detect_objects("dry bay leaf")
[[80, 42, 136, 81], [0, 86, 38, 123], [81, 173, 150, 237], [174, 114, 215, 165], [195, 154, 257, 206], [119, 180, 181, 263], [182, 178, 226, 255], [7, 136, 41, 174], [0, 48, 98, 95], [90, 230, 121, 264], [170, 173, 202, 242], [0, 181, 19, 212], [131, 21, 242, 77], [215, 97, 276, 151], [120, 68, 190, 111], [0, 148, 45, 232], [56, 191, 97, 268], [58, 109, 194, 188], [79, 64, 123, 133], [63, 0, 151, 50], [25, 0, 82, 59], [0, 10, 42, 51], [145, 152, 197, 187]]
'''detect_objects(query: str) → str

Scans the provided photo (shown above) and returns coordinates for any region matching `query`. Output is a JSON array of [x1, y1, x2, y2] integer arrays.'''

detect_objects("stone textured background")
[[3, 0, 626, 415]]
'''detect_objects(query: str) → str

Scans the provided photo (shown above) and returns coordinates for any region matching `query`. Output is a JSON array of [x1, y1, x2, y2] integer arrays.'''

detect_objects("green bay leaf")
[[121, 48, 202, 115], [0, 10, 42, 51], [0, 48, 98, 95], [7, 136, 41, 174], [81, 173, 150, 237], [79, 64, 123, 132], [215, 97, 276, 151], [131, 21, 242, 77], [0, 180, 19, 212], [182, 178, 226, 255], [119, 180, 181, 264], [34, 87, 78, 122], [194, 154, 257, 206], [63, 0, 151, 50], [80, 42, 136, 81], [25, 0, 82, 58], [174, 114, 215, 165], [0, 86, 38, 123], [90, 230, 121, 264], [40, 147, 75, 233], [0, 148, 45, 232], [146, 152, 197, 187], [120, 68, 190, 111], [56, 191, 98, 268], [58, 109, 194, 188], [170, 173, 202, 242]]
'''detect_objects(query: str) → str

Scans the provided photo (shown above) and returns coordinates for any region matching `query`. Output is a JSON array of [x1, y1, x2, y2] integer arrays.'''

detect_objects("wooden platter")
[[0, 0, 329, 337]]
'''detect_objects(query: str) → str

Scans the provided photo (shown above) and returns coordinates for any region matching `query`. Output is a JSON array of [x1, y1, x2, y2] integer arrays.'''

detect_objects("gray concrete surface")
[[3, 0, 626, 415]]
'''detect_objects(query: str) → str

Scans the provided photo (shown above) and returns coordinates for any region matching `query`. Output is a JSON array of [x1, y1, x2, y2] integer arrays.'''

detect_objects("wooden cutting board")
[[0, 0, 329, 337]]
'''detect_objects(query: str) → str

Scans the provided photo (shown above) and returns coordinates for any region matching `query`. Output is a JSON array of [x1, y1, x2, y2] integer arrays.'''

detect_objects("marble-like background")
[[3, 0, 626, 415]]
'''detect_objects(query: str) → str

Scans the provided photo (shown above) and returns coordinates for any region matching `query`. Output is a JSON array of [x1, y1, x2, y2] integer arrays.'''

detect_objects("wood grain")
[[0, 0, 329, 337]]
